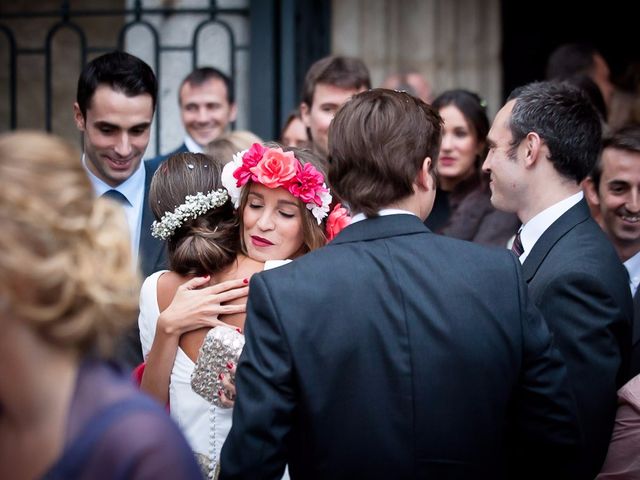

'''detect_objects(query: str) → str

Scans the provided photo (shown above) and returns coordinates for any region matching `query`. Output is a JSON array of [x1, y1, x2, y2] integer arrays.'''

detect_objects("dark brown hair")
[[150, 152, 239, 276], [591, 123, 640, 191], [301, 55, 371, 108], [328, 88, 442, 216]]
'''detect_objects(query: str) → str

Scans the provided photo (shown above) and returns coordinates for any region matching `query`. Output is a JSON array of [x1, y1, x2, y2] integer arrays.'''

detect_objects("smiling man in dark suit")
[[220, 89, 582, 480], [73, 51, 167, 369], [483, 81, 633, 479], [585, 124, 640, 378]]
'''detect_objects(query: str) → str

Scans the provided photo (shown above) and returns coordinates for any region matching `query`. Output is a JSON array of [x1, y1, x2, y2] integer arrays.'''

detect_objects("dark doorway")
[[501, 0, 638, 101]]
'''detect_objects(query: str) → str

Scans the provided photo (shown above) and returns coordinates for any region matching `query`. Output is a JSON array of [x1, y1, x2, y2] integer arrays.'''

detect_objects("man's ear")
[[523, 132, 542, 168], [229, 102, 238, 122], [416, 156, 434, 191], [73, 103, 86, 132], [300, 102, 311, 128], [583, 176, 601, 209]]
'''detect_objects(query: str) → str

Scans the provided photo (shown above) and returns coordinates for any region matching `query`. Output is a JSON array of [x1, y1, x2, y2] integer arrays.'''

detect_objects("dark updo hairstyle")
[[431, 89, 490, 169], [150, 152, 240, 276]]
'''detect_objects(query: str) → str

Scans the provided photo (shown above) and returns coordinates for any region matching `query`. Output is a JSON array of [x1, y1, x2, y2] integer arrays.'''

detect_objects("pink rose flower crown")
[[221, 143, 333, 225]]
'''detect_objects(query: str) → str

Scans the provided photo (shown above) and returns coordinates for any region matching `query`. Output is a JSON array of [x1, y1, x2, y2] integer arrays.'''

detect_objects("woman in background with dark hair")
[[425, 89, 519, 246]]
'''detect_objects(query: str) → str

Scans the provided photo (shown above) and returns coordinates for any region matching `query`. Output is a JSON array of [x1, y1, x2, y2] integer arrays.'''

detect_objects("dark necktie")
[[511, 230, 524, 257], [101, 189, 129, 206]]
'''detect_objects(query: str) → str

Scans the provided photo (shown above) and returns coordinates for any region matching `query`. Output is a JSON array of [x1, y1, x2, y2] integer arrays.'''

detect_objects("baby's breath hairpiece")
[[151, 189, 229, 240]]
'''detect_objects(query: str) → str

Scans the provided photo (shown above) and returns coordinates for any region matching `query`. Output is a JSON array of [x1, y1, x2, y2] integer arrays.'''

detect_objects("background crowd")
[[1, 42, 640, 479]]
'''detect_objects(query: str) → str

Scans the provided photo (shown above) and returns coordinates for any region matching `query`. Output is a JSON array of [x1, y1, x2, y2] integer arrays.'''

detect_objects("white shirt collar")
[[624, 250, 640, 296], [518, 191, 583, 263], [184, 135, 204, 154], [82, 153, 145, 206], [350, 208, 417, 225]]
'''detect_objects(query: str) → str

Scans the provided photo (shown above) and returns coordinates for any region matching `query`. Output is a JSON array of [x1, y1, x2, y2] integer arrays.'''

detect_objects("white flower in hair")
[[221, 149, 246, 208], [151, 189, 230, 240], [306, 187, 332, 225]]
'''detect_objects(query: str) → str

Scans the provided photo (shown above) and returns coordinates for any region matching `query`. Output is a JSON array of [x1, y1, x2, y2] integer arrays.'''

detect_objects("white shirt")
[[350, 208, 418, 224], [184, 134, 204, 153], [625, 250, 640, 297], [83, 155, 145, 264], [518, 191, 583, 264]]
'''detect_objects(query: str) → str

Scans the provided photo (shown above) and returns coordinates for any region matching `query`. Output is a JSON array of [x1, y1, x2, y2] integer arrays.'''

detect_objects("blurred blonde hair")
[[0, 131, 139, 356], [206, 130, 263, 165]]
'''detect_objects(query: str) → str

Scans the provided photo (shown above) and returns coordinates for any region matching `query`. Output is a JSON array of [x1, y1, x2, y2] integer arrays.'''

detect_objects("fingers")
[[207, 277, 249, 295], [202, 319, 229, 329], [218, 390, 235, 408], [210, 286, 249, 304], [179, 275, 211, 291], [219, 369, 237, 408]]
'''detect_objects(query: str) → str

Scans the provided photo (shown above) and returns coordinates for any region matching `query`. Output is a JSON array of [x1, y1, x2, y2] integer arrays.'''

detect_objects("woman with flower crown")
[[138, 145, 342, 478]]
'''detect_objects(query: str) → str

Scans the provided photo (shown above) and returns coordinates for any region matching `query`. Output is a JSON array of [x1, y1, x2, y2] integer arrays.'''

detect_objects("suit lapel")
[[633, 289, 640, 345], [522, 199, 591, 282], [139, 159, 165, 277]]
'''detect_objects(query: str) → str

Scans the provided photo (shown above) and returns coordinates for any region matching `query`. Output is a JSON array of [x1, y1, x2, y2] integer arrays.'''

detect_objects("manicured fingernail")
[[243, 278, 249, 284], [235, 327, 242, 334], [217, 390, 222, 397], [218, 373, 224, 380], [226, 362, 234, 370]]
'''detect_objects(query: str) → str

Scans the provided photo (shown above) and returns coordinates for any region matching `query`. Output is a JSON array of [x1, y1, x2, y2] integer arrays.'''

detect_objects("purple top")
[[41, 360, 202, 480]]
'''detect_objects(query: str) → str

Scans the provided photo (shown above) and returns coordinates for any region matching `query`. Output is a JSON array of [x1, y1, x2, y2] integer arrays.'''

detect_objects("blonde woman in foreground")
[[0, 131, 201, 480]]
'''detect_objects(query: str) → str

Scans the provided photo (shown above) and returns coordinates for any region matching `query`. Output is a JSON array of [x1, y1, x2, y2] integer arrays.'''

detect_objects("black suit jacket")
[[522, 199, 633, 479], [631, 290, 640, 377], [221, 214, 581, 480], [112, 156, 168, 370]]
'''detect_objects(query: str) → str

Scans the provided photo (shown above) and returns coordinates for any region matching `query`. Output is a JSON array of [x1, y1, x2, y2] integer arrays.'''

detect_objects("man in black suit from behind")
[[221, 89, 581, 479], [73, 51, 167, 369], [483, 81, 633, 479]]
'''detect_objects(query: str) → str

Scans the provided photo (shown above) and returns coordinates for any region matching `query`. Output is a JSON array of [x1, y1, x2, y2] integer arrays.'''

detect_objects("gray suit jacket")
[[523, 199, 633, 479]]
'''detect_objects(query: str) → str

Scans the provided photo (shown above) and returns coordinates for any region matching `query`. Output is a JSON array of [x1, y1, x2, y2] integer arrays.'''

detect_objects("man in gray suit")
[[221, 89, 581, 479], [585, 124, 640, 378], [483, 81, 633, 479]]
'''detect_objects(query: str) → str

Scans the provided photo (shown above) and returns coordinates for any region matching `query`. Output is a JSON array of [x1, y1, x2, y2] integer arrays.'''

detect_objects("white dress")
[[138, 262, 291, 474], [138, 270, 231, 472]]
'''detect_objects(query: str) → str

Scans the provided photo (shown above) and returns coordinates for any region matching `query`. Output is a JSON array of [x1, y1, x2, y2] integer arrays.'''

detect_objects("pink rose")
[[234, 143, 266, 186], [326, 203, 351, 241], [288, 162, 326, 205], [250, 148, 297, 188]]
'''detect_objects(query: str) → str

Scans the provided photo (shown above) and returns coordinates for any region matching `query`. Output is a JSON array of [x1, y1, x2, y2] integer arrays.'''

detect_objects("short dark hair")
[[150, 152, 239, 277], [301, 55, 371, 108], [76, 51, 157, 118], [328, 88, 442, 216], [545, 43, 598, 80], [560, 73, 607, 120], [507, 81, 602, 183], [179, 66, 234, 105], [591, 123, 640, 190], [431, 89, 490, 166]]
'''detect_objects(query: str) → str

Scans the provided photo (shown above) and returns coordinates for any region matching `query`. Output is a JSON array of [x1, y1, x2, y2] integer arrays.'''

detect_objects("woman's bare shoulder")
[[156, 271, 189, 312]]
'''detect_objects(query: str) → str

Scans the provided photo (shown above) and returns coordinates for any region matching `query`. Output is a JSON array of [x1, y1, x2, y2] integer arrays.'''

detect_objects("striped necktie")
[[511, 230, 524, 257]]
